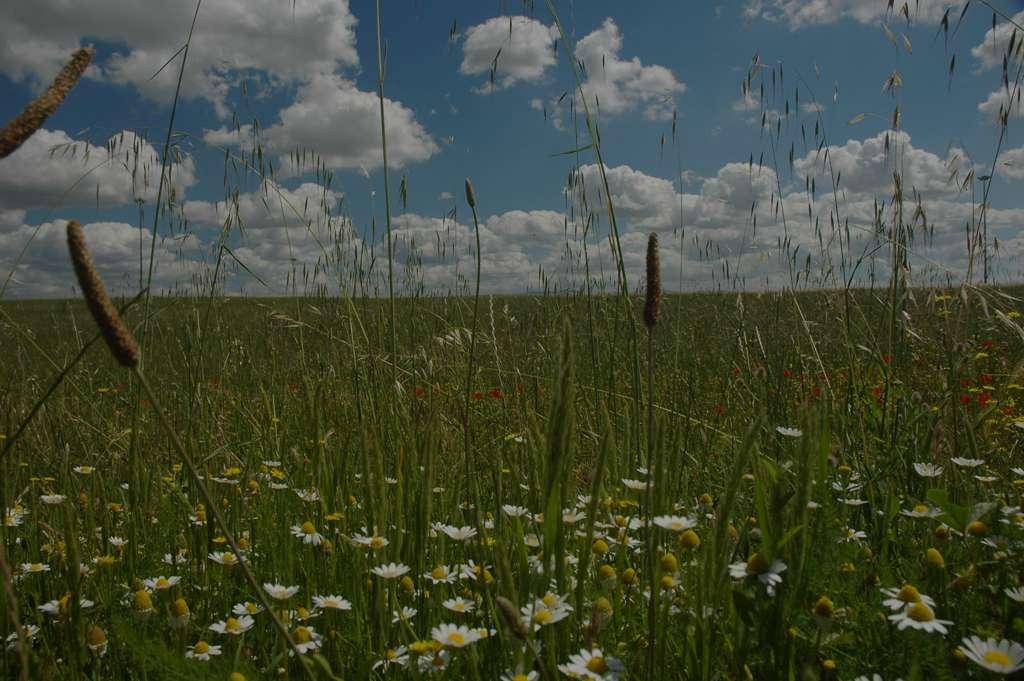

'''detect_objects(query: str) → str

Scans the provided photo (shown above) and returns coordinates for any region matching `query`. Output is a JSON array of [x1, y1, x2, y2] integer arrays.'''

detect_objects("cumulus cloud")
[[0, 128, 197, 212], [997, 146, 1024, 180], [258, 74, 438, 172], [0, 0, 359, 116], [575, 19, 686, 120], [978, 87, 1023, 120], [0, 219, 202, 298], [743, 0, 959, 29], [460, 16, 560, 92], [971, 11, 1024, 70]]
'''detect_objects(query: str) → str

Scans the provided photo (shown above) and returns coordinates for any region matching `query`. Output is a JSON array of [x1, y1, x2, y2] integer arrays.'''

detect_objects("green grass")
[[1, 285, 1023, 680]]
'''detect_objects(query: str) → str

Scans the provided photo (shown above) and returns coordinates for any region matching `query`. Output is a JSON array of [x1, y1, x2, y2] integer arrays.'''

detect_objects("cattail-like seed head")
[[643, 232, 661, 330], [494, 596, 528, 640], [464, 178, 476, 209], [0, 47, 93, 159], [66, 220, 139, 367]]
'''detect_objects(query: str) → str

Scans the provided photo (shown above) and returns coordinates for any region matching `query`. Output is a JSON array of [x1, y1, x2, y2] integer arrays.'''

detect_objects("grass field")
[[1, 284, 1024, 680], [3, 1, 1024, 679]]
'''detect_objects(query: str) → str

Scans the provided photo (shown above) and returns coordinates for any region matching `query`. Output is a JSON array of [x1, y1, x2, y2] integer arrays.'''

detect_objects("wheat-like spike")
[[643, 232, 662, 330], [66, 220, 140, 367], [0, 47, 94, 159], [494, 596, 528, 640]]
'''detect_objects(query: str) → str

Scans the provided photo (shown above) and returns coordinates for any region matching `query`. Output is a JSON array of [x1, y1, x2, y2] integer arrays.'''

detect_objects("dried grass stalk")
[[643, 232, 661, 329], [66, 220, 139, 367], [0, 47, 94, 159]]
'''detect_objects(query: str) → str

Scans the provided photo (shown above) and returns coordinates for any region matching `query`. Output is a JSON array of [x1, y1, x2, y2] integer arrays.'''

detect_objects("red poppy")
[[472, 391, 483, 401], [413, 387, 425, 398], [883, 354, 893, 364], [782, 369, 792, 379], [978, 392, 992, 407], [959, 394, 972, 405], [712, 403, 726, 416], [961, 378, 973, 388], [979, 373, 993, 385], [982, 339, 994, 350], [488, 388, 504, 399]]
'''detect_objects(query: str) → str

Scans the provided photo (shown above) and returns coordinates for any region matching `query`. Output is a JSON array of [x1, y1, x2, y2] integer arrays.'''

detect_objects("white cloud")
[[261, 74, 438, 172], [971, 11, 1024, 70], [997, 146, 1024, 180], [744, 0, 959, 30], [978, 87, 1023, 120], [0, 129, 197, 212], [575, 19, 685, 120], [460, 16, 559, 92], [0, 0, 359, 116], [0, 219, 201, 298]]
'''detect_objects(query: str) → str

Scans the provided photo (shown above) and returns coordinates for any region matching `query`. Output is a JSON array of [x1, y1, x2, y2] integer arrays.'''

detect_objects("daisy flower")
[[3, 507, 26, 527], [958, 636, 1024, 674], [418, 650, 451, 673], [502, 505, 531, 518], [622, 478, 650, 491], [209, 615, 255, 635], [521, 602, 571, 631], [442, 597, 475, 614], [289, 626, 322, 655], [40, 494, 66, 505], [233, 601, 265, 616], [185, 641, 222, 661], [1005, 586, 1024, 603], [557, 647, 625, 680], [501, 671, 540, 681], [900, 503, 942, 519], [263, 583, 300, 600], [372, 562, 411, 579], [392, 607, 417, 624], [73, 466, 96, 475], [729, 553, 787, 596], [209, 551, 241, 566], [143, 575, 181, 591], [437, 524, 478, 542], [38, 594, 94, 617], [951, 457, 985, 467], [351, 530, 389, 550], [880, 584, 936, 611], [775, 426, 802, 437], [887, 602, 952, 634], [290, 521, 323, 546], [19, 562, 50, 575], [372, 646, 410, 671], [653, 515, 698, 532], [5, 625, 39, 652], [912, 463, 943, 478], [424, 565, 458, 584], [313, 595, 352, 611], [108, 536, 128, 548], [294, 488, 321, 503], [431, 623, 482, 648]]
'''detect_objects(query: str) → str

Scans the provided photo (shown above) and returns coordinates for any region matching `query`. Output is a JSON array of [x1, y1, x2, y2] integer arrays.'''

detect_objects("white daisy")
[[143, 575, 181, 591], [431, 623, 482, 648], [208, 615, 255, 635], [775, 426, 802, 437], [887, 602, 952, 634], [371, 562, 411, 579], [232, 601, 264, 616], [951, 457, 985, 468], [557, 647, 625, 680], [912, 463, 943, 478], [290, 521, 323, 546], [652, 515, 698, 532], [958, 636, 1024, 674], [263, 583, 300, 600], [313, 595, 352, 611], [39, 494, 66, 505], [185, 641, 222, 661], [442, 597, 475, 614]]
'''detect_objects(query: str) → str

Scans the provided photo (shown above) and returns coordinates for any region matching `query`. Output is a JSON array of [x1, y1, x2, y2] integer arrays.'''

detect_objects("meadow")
[[3, 1, 1024, 679]]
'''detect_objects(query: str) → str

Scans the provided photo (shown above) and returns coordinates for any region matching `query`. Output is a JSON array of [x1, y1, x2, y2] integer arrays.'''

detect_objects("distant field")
[[1, 285, 1023, 679]]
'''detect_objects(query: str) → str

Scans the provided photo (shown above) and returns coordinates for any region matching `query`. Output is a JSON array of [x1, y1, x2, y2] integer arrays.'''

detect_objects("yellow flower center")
[[896, 584, 920, 603], [447, 632, 465, 646], [386, 649, 399, 660], [86, 626, 107, 646], [301, 521, 316, 535], [513, 675, 529, 681], [156, 578, 170, 589], [194, 641, 210, 654], [907, 602, 935, 622], [369, 535, 385, 549], [542, 593, 557, 607], [431, 566, 448, 580], [58, 594, 71, 613], [222, 552, 236, 564], [245, 602, 260, 614], [746, 552, 769, 574], [586, 656, 609, 673], [171, 598, 189, 617], [984, 650, 1011, 667], [133, 590, 153, 611], [226, 617, 241, 632], [913, 504, 928, 514], [293, 627, 312, 644], [533, 609, 552, 624]]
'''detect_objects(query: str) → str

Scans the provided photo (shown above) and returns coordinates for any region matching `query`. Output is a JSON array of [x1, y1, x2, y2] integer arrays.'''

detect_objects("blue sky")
[[1, 0, 1023, 297]]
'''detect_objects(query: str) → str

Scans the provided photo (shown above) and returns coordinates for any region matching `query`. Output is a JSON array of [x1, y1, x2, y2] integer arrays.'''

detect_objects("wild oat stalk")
[[64, 220, 315, 679], [0, 47, 93, 159]]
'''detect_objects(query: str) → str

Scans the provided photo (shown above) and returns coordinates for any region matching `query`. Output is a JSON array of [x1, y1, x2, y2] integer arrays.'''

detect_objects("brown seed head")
[[643, 232, 661, 329], [494, 596, 527, 640], [66, 220, 139, 367], [464, 178, 476, 209], [0, 47, 93, 159]]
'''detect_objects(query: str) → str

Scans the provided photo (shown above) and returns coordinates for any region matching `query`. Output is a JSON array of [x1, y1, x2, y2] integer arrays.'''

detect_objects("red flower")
[[413, 387, 425, 398], [959, 394, 972, 405], [810, 385, 822, 398], [712, 403, 726, 416], [472, 391, 483, 401], [882, 354, 893, 364], [982, 339, 994, 350], [979, 373, 993, 385], [961, 378, 973, 388], [488, 388, 504, 399], [978, 392, 992, 407], [782, 369, 792, 379]]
